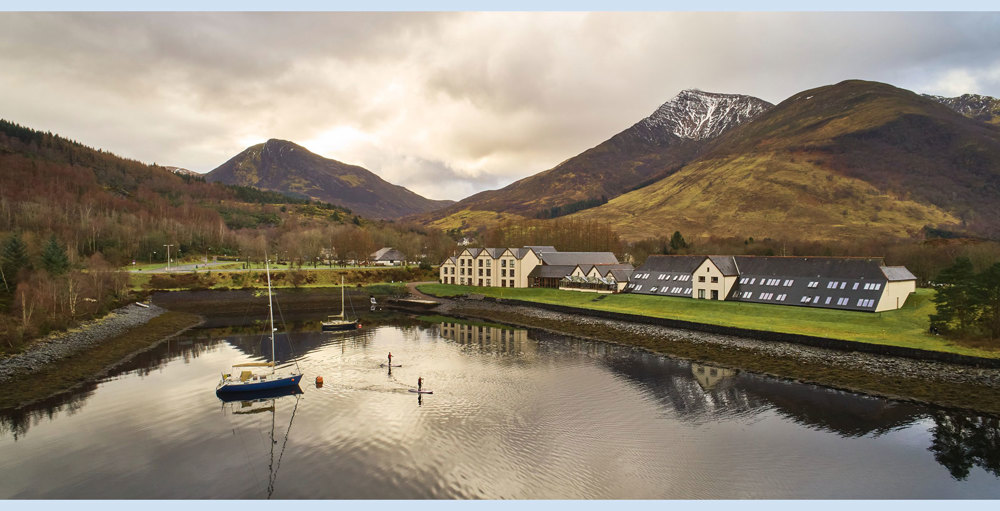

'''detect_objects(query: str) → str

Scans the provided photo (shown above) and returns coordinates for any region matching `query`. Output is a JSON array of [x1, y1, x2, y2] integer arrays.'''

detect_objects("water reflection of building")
[[437, 322, 534, 356], [691, 363, 737, 391]]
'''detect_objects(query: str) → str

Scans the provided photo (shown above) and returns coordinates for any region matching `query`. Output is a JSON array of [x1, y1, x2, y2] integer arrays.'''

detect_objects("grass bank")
[[417, 284, 1000, 359], [0, 311, 203, 410]]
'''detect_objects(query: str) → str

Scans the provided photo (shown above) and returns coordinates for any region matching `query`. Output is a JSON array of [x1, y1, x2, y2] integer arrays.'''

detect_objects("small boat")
[[217, 257, 303, 395], [322, 275, 360, 331]]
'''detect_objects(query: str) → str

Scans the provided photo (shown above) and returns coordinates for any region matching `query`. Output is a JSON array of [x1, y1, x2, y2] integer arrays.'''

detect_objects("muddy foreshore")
[[0, 303, 166, 384], [421, 295, 1000, 414]]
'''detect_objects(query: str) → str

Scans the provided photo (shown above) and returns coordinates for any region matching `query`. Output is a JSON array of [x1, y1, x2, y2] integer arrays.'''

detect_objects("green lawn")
[[417, 284, 1000, 359]]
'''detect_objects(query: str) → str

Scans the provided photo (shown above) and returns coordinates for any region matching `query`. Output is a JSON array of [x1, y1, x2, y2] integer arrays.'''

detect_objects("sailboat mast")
[[341, 275, 345, 317], [266, 256, 276, 373]]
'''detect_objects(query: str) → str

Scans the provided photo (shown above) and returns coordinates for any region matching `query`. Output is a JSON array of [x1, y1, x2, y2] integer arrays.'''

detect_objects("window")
[[840, 282, 846, 290], [837, 297, 849, 306], [742, 291, 752, 299], [711, 276, 719, 283], [501, 259, 506, 268], [784, 279, 794, 287], [808, 281, 819, 288], [486, 269, 491, 277], [501, 281, 506, 288], [739, 277, 747, 284], [509, 280, 515, 287], [853, 282, 859, 290], [510, 270, 515, 278], [814, 296, 820, 304], [698, 289, 705, 299], [699, 276, 706, 282], [635, 285, 642, 291], [478, 259, 483, 267], [485, 260, 491, 267], [749, 278, 756, 285], [650, 287, 658, 293], [501, 269, 506, 277], [825, 296, 832, 305], [478, 269, 483, 276], [874, 283, 882, 291], [777, 294, 787, 301]]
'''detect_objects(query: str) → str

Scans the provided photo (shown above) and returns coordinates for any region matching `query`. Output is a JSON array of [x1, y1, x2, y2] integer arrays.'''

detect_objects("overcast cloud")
[[1, 12, 999, 200]]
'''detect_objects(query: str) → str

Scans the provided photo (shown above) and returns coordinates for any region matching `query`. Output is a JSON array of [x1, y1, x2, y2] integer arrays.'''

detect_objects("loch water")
[[1, 307, 998, 498]]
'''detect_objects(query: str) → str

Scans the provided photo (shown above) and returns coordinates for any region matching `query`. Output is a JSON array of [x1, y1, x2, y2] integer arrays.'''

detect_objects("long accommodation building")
[[439, 246, 631, 289], [626, 255, 916, 312]]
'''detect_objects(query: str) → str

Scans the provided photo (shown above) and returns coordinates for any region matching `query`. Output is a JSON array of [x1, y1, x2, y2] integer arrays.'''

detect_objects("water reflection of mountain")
[[531, 329, 1000, 480], [0, 333, 224, 441], [531, 330, 924, 437]]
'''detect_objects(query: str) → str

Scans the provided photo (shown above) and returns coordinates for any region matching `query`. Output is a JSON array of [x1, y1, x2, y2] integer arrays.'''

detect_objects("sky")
[[1, 11, 1000, 201]]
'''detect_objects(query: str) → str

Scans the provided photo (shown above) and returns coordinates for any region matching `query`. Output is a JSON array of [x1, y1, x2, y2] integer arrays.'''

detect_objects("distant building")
[[558, 263, 636, 293], [371, 247, 405, 266], [626, 255, 917, 312], [438, 246, 632, 290]]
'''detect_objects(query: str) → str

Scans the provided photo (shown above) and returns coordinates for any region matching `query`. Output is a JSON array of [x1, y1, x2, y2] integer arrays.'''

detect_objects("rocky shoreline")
[[446, 298, 1000, 388], [0, 303, 166, 384]]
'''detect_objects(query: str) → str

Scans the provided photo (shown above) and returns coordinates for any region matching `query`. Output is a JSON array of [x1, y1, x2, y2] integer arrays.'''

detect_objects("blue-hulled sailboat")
[[217, 257, 302, 395]]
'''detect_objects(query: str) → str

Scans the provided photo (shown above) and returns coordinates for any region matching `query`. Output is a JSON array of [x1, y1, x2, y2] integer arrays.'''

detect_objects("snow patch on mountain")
[[639, 89, 774, 141], [923, 93, 1000, 123]]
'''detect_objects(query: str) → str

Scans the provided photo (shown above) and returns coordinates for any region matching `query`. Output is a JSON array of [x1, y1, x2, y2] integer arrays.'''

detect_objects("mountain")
[[570, 80, 1000, 241], [924, 93, 1000, 125], [164, 166, 201, 177], [419, 90, 773, 230], [206, 139, 453, 219]]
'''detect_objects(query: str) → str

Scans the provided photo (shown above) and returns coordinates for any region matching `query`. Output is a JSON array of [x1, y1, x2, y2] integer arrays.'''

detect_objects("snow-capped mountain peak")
[[639, 89, 773, 141]]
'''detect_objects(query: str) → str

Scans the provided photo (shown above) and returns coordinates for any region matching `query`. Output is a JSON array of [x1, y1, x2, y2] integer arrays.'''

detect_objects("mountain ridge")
[[418, 89, 774, 229], [206, 139, 453, 220], [570, 80, 1000, 241]]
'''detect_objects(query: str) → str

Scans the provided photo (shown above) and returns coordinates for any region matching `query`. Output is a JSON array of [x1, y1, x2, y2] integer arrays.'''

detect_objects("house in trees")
[[371, 247, 405, 266], [626, 255, 916, 312]]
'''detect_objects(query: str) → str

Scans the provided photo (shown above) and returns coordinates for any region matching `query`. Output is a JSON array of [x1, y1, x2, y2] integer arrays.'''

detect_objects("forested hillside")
[[0, 119, 454, 348]]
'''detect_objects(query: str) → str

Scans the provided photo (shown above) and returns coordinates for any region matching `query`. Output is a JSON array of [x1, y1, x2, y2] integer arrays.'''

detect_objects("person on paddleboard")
[[388, 352, 392, 366], [418, 377, 423, 391]]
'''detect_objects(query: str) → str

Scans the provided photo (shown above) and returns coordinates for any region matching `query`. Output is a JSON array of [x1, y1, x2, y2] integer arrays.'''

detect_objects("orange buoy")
[[357, 324, 362, 329], [315, 376, 324, 388]]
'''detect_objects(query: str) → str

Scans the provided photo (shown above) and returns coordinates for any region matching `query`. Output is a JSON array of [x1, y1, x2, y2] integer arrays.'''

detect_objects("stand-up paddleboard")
[[379, 364, 403, 368], [408, 389, 433, 394]]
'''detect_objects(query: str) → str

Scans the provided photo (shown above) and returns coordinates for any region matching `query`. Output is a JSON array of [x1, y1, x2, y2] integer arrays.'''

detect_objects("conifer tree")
[[930, 257, 977, 335], [1, 232, 30, 291], [669, 231, 687, 252], [41, 235, 70, 276]]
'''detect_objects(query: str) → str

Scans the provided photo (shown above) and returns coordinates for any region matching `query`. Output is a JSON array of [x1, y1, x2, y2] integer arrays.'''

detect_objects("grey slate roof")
[[727, 257, 890, 312], [525, 245, 557, 255], [481, 248, 506, 258], [608, 269, 633, 281], [635, 255, 707, 273], [882, 266, 917, 281], [708, 255, 739, 276], [511, 248, 534, 259], [528, 265, 576, 279], [539, 251, 619, 266], [464, 247, 483, 258], [372, 247, 405, 261]]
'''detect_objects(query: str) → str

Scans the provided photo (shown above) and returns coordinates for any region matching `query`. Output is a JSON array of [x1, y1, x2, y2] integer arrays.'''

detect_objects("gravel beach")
[[0, 303, 166, 384]]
